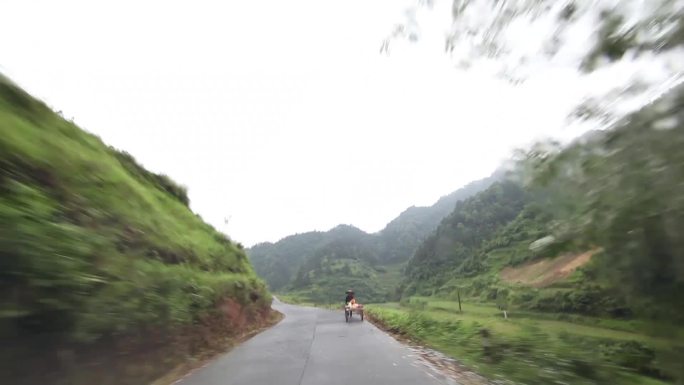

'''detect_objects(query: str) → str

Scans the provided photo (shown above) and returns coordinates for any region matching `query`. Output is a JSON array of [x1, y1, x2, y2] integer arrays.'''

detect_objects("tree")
[[383, 0, 684, 124]]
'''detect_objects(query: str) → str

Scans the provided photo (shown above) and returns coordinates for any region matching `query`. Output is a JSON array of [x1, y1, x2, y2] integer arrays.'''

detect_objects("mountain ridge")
[[247, 172, 501, 299]]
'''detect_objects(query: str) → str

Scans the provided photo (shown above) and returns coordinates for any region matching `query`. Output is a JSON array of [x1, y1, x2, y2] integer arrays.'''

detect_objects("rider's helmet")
[[346, 289, 353, 294]]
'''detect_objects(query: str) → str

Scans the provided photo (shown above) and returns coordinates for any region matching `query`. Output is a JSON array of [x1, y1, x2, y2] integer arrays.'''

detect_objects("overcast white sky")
[[1, 0, 671, 246]]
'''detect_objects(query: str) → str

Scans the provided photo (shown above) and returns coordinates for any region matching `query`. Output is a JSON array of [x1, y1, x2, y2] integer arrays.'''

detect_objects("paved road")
[[179, 299, 447, 385]]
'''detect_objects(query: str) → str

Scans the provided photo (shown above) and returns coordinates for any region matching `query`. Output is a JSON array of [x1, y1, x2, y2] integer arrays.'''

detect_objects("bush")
[[600, 341, 656, 375]]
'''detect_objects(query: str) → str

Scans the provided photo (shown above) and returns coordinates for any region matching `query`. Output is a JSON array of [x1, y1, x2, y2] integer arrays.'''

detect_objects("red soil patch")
[[218, 297, 248, 329], [500, 249, 599, 288]]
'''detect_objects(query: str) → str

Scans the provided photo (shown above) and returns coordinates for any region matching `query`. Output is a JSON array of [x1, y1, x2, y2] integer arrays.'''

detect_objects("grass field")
[[367, 298, 681, 385]]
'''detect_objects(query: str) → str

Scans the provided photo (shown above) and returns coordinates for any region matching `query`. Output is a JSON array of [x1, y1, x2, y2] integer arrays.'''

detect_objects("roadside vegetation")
[[368, 298, 678, 385]]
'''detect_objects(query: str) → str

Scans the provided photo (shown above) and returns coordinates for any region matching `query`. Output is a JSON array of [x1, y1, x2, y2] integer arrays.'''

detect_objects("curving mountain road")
[[178, 298, 448, 385]]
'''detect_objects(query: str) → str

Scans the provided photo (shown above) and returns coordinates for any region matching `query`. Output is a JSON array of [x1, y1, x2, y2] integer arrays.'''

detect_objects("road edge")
[[365, 311, 495, 385], [152, 309, 285, 385]]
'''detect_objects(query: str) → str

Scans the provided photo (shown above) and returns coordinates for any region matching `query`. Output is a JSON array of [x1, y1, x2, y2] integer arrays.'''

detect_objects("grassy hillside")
[[0, 76, 272, 385], [247, 174, 498, 301]]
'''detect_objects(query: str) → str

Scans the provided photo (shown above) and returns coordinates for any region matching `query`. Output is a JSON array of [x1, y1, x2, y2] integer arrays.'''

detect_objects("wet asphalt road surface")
[[178, 298, 448, 385]]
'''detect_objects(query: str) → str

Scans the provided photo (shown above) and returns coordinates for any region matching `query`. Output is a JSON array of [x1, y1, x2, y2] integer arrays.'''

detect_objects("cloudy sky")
[[1, 0, 669, 246]]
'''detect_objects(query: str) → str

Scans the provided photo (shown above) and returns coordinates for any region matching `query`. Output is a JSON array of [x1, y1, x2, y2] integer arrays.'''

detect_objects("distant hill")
[[375, 173, 501, 263], [247, 172, 500, 301], [248, 231, 329, 293]]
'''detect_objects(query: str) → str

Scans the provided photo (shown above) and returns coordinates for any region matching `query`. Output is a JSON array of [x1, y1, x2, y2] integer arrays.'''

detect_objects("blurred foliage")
[[384, 0, 684, 129], [523, 83, 684, 320], [443, 0, 684, 73], [0, 75, 270, 346]]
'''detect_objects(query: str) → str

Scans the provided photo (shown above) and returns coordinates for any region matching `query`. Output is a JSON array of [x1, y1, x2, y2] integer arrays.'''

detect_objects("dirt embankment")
[[500, 249, 599, 288], [6, 299, 282, 385]]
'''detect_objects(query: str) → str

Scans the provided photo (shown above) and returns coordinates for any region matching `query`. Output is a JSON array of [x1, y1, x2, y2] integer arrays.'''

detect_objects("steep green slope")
[[247, 173, 498, 299], [0, 76, 271, 384]]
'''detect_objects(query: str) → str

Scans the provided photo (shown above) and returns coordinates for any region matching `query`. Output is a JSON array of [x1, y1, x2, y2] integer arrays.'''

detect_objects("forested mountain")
[[0, 76, 272, 385], [248, 231, 330, 293], [247, 173, 499, 298], [287, 225, 385, 303], [402, 181, 531, 295], [399, 82, 684, 321], [375, 173, 501, 263]]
